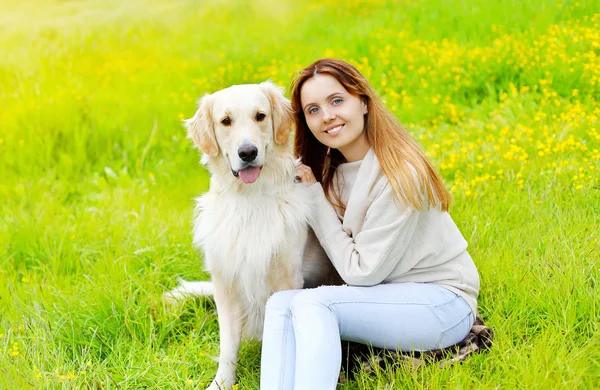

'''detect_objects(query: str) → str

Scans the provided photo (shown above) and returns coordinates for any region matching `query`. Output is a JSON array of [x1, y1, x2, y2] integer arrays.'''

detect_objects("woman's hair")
[[291, 58, 451, 211]]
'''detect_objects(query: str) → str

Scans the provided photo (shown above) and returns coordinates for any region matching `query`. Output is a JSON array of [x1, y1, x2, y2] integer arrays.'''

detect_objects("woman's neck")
[[339, 134, 370, 162]]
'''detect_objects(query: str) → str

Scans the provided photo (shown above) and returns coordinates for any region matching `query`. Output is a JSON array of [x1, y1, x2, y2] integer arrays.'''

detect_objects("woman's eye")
[[332, 98, 342, 105], [309, 107, 319, 114], [221, 117, 231, 126]]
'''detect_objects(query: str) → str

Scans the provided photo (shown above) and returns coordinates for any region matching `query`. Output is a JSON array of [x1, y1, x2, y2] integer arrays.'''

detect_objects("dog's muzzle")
[[230, 144, 263, 184], [238, 145, 258, 163]]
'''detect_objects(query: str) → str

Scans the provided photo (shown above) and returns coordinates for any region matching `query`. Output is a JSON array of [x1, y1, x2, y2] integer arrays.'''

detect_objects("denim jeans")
[[260, 282, 474, 390]]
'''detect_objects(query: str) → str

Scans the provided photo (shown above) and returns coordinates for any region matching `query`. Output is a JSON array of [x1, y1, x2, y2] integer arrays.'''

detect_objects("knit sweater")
[[308, 148, 480, 314]]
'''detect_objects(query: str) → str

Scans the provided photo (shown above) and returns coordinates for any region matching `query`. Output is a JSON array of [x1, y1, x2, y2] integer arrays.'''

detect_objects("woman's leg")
[[290, 283, 474, 390], [260, 289, 302, 390]]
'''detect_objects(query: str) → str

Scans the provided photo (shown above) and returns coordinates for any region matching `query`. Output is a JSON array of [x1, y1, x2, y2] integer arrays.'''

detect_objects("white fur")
[[162, 278, 215, 306], [165, 82, 312, 390]]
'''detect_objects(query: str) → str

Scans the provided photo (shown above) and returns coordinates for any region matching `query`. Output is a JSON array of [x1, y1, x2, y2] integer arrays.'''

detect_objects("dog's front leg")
[[207, 276, 242, 390]]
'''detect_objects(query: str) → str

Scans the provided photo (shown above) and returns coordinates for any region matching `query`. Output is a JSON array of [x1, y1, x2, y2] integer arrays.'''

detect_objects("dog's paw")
[[206, 380, 234, 390]]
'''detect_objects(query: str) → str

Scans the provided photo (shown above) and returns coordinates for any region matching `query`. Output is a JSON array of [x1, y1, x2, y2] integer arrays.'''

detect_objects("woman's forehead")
[[300, 74, 348, 104]]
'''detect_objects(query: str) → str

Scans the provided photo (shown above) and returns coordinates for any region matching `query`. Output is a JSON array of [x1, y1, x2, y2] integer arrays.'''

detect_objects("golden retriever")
[[164, 82, 340, 390]]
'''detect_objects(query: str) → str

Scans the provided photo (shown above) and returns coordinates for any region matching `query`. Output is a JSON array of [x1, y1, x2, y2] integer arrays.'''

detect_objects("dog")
[[164, 81, 341, 390]]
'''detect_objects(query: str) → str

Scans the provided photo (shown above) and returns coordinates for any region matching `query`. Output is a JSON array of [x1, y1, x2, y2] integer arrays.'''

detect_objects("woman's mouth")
[[325, 124, 344, 136]]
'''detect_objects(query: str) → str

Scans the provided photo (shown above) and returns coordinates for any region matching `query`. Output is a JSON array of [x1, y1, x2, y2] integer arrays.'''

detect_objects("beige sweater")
[[308, 148, 480, 314]]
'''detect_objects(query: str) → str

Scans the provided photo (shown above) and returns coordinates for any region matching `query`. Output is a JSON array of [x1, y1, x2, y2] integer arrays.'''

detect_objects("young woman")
[[260, 59, 480, 390]]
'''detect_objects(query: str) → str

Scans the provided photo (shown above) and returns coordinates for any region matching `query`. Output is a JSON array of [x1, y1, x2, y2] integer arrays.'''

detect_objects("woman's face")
[[300, 74, 370, 162]]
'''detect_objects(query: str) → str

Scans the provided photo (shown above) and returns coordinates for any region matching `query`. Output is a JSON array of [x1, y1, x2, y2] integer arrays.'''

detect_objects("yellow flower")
[[87, 361, 92, 367]]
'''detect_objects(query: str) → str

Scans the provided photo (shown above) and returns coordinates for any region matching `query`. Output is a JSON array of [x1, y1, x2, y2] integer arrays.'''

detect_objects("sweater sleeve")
[[308, 182, 420, 286]]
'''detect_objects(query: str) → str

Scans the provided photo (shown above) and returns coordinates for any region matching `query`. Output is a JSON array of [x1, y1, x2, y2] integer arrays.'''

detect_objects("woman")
[[260, 58, 480, 390]]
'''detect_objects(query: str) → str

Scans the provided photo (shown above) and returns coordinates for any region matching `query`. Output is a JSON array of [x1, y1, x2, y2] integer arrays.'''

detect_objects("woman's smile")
[[324, 124, 344, 136]]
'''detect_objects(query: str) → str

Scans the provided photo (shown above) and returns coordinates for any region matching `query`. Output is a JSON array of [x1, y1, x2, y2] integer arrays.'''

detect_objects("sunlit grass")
[[1, 0, 599, 388]]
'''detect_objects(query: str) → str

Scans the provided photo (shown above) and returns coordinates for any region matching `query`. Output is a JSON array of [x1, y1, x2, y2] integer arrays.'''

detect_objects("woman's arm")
[[308, 182, 420, 286]]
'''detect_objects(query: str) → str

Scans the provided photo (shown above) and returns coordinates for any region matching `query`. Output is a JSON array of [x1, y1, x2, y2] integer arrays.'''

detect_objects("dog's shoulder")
[[278, 182, 313, 217]]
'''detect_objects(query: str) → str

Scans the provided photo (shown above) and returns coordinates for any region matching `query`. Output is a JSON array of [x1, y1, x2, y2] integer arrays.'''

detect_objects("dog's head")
[[186, 81, 292, 184]]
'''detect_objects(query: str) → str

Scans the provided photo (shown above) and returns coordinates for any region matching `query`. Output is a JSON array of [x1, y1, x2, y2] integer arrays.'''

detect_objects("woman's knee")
[[265, 289, 301, 314], [289, 286, 339, 313]]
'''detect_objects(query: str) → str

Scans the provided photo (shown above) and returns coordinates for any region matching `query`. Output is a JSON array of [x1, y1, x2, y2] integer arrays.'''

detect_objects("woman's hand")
[[296, 164, 317, 186]]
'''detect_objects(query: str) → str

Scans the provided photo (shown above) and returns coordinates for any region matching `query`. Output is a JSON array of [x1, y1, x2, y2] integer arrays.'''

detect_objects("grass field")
[[1, 0, 599, 388]]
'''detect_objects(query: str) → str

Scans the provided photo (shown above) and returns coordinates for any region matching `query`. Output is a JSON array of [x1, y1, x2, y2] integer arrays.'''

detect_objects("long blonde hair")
[[291, 58, 451, 211]]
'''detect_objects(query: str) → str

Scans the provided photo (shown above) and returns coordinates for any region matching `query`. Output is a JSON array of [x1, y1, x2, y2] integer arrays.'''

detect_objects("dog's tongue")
[[238, 166, 261, 184]]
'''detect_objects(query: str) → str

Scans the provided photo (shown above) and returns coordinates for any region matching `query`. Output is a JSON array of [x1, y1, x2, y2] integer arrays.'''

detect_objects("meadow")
[[0, 0, 599, 388]]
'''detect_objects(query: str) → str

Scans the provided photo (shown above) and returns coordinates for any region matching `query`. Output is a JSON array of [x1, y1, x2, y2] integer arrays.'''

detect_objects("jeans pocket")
[[438, 311, 473, 348]]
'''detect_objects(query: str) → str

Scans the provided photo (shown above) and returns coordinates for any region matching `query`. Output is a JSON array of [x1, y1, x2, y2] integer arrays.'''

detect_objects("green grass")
[[1, 0, 599, 388]]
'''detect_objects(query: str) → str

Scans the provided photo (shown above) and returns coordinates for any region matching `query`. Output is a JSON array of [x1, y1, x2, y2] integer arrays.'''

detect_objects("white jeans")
[[260, 282, 474, 390]]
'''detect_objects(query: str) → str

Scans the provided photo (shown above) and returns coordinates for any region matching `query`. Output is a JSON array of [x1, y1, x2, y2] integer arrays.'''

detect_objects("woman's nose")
[[322, 108, 336, 122]]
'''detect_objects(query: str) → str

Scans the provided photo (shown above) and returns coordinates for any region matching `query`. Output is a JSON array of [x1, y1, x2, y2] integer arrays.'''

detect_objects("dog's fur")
[[164, 82, 340, 390]]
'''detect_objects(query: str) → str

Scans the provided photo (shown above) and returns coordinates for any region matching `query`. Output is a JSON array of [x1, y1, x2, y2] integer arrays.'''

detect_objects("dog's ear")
[[185, 94, 218, 157], [260, 81, 293, 145]]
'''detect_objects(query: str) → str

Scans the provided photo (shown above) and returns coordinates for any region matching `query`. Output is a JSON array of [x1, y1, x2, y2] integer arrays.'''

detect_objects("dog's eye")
[[221, 117, 231, 126], [256, 112, 266, 122]]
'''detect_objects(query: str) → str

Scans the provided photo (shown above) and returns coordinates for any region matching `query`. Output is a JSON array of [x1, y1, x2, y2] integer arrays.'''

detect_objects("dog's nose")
[[238, 145, 258, 162]]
